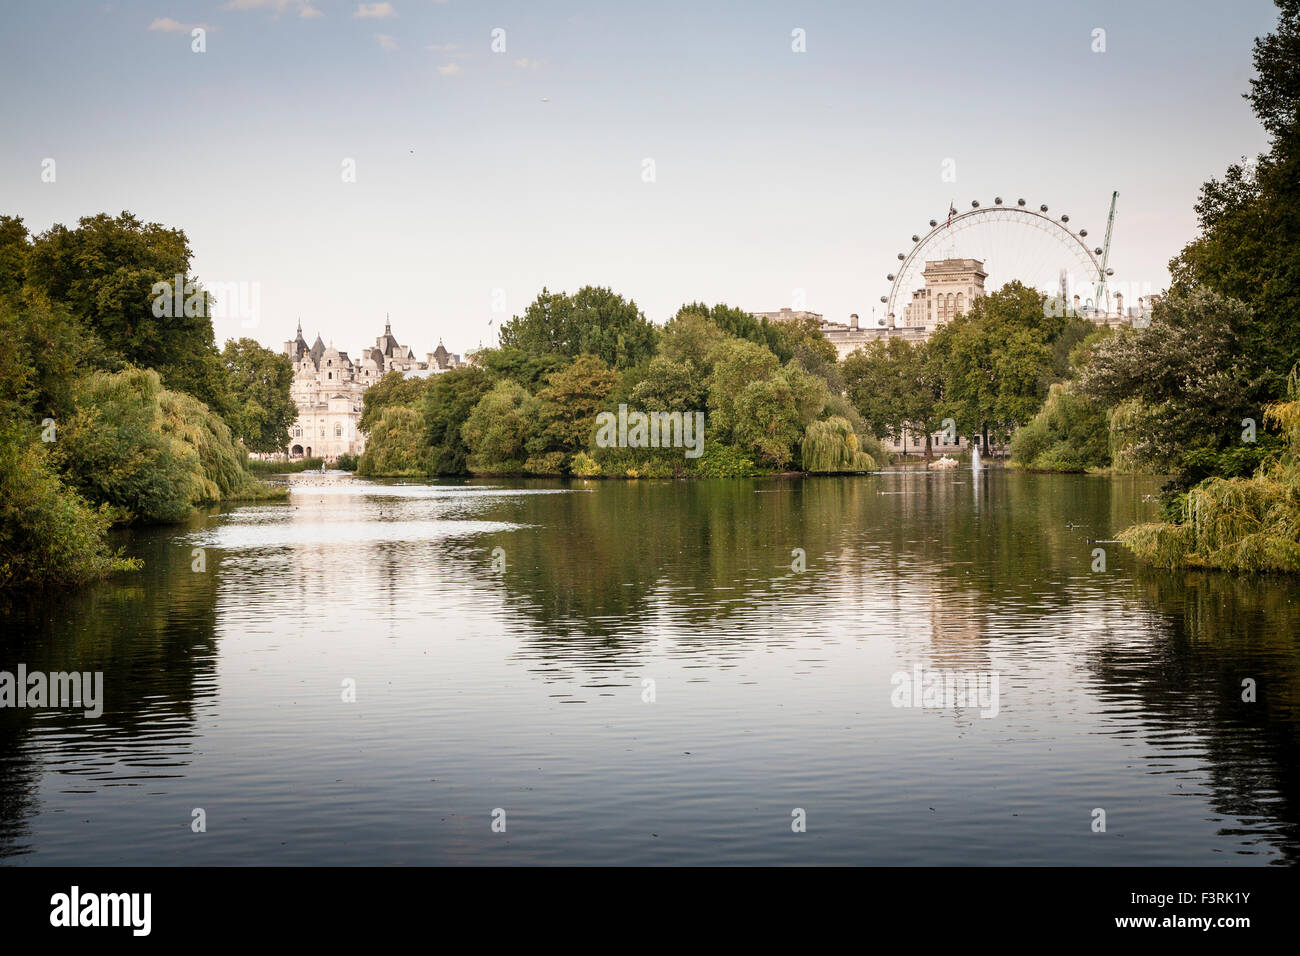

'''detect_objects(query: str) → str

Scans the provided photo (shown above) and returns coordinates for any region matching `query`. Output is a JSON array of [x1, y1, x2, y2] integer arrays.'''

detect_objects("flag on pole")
[[946, 201, 956, 228]]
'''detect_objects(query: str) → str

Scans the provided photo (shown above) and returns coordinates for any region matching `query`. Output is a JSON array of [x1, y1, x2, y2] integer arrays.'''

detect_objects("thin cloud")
[[354, 2, 396, 18], [426, 43, 472, 60], [437, 63, 462, 76], [149, 17, 211, 32], [376, 33, 398, 51], [225, 0, 308, 11], [514, 58, 543, 69], [223, 0, 321, 16]]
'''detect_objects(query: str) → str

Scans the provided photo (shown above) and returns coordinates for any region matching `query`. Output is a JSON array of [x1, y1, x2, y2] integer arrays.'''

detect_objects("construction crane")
[[1095, 191, 1118, 312]]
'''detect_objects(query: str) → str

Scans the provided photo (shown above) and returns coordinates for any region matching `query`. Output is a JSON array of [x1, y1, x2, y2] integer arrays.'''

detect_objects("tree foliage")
[[842, 337, 943, 454], [222, 338, 295, 453], [24, 212, 231, 414], [425, 366, 494, 475], [530, 355, 619, 463], [927, 281, 1078, 451], [1121, 366, 1300, 573], [1079, 289, 1280, 485], [57, 367, 276, 524], [1009, 382, 1112, 472], [461, 380, 539, 475], [360, 371, 430, 434], [498, 286, 658, 369], [356, 405, 429, 477], [0, 424, 139, 589]]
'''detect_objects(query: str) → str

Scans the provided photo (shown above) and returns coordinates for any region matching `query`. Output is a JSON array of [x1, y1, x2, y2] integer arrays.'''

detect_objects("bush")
[[688, 442, 758, 477], [334, 452, 359, 472], [0, 424, 139, 588], [1010, 382, 1111, 472], [524, 451, 567, 475], [570, 451, 601, 477], [247, 456, 323, 475], [1119, 367, 1300, 572]]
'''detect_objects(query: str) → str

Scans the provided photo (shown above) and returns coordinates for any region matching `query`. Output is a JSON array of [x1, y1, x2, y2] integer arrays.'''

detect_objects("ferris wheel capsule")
[[1095, 247, 1103, 255], [1105, 267, 1114, 275], [898, 253, 905, 260], [1017, 198, 1026, 206], [1040, 204, 1049, 212], [1061, 214, 1070, 223], [1079, 229, 1088, 237], [994, 197, 1003, 204], [971, 200, 980, 208], [887, 274, 895, 281], [929, 219, 938, 227], [880, 296, 888, 303]]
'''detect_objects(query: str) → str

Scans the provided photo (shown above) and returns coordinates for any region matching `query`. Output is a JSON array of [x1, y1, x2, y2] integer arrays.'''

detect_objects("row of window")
[[291, 424, 346, 438]]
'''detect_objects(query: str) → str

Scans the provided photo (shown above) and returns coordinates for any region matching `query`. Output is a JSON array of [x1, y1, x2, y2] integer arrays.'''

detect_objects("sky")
[[0, 0, 1282, 358]]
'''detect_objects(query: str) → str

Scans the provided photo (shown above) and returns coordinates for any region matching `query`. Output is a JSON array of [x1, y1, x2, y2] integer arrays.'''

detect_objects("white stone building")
[[282, 319, 428, 459]]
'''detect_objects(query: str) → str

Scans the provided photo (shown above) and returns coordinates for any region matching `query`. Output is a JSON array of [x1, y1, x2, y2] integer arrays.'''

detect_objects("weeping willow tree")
[[1120, 367, 1300, 572], [58, 367, 281, 524], [1107, 398, 1151, 474], [801, 416, 878, 473]]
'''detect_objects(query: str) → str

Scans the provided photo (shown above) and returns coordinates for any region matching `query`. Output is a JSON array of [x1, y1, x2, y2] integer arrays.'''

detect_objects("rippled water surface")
[[2, 471, 1298, 865]]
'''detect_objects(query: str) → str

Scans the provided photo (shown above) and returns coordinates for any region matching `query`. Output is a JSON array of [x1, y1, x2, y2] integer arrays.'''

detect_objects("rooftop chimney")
[[850, 313, 859, 329]]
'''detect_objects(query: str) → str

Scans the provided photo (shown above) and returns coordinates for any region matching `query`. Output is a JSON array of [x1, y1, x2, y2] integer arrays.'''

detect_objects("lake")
[[2, 469, 1298, 865]]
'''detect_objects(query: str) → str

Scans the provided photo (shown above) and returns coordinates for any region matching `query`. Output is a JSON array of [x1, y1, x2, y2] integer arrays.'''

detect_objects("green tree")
[[630, 355, 707, 412], [1009, 382, 1112, 472], [360, 370, 430, 434], [843, 338, 945, 456], [474, 346, 568, 391], [673, 302, 788, 360], [927, 282, 1063, 454], [705, 337, 780, 442], [0, 422, 139, 589], [530, 356, 619, 465], [0, 294, 98, 425], [222, 338, 295, 453], [772, 314, 841, 391], [730, 363, 829, 470], [802, 416, 878, 473], [659, 310, 730, 375], [23, 212, 231, 414], [0, 215, 29, 297], [56, 367, 274, 524], [356, 405, 429, 477], [425, 366, 494, 474], [499, 286, 658, 369], [461, 380, 539, 474], [1079, 289, 1277, 485]]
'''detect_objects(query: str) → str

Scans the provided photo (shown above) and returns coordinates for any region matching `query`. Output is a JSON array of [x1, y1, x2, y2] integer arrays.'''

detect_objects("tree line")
[[357, 291, 885, 480]]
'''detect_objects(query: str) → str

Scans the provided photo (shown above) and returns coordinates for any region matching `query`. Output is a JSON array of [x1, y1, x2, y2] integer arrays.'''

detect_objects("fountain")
[[971, 444, 983, 471]]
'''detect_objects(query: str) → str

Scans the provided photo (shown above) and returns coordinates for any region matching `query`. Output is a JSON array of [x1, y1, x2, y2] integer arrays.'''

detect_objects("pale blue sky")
[[0, 0, 1280, 356]]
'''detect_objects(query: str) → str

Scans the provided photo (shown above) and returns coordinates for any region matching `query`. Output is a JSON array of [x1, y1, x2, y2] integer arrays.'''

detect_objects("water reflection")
[[1, 472, 1298, 864]]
